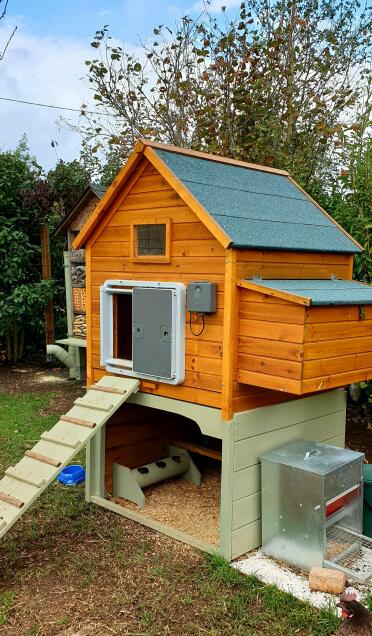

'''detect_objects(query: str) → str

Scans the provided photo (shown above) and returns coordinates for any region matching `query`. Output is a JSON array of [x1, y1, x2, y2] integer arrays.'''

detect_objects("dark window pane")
[[115, 293, 132, 360], [136, 224, 166, 255]]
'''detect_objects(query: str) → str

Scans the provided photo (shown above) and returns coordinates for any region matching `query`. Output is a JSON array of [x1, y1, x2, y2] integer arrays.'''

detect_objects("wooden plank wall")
[[303, 304, 372, 392], [88, 159, 225, 408], [231, 251, 353, 410], [236, 287, 305, 397], [236, 250, 353, 281], [230, 390, 346, 559]]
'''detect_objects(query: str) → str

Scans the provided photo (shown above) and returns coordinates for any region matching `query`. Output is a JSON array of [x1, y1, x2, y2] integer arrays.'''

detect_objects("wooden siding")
[[302, 304, 372, 392], [236, 250, 353, 281], [88, 159, 225, 408], [230, 390, 346, 559], [237, 287, 306, 395], [237, 286, 372, 395]]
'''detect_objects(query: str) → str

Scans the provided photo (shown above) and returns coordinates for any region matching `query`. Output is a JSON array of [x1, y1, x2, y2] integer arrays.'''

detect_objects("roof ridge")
[[139, 139, 290, 177]]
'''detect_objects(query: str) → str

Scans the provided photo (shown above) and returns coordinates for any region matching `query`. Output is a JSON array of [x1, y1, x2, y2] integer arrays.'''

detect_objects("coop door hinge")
[[359, 305, 365, 320]]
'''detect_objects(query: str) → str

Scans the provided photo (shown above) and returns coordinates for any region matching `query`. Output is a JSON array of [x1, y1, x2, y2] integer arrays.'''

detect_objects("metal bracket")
[[359, 305, 366, 320]]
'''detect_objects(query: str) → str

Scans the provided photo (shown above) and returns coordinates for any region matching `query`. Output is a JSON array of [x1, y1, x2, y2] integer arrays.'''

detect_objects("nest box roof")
[[243, 278, 372, 306], [72, 140, 362, 253]]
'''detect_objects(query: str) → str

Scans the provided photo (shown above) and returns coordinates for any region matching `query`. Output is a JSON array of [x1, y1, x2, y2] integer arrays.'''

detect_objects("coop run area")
[[89, 402, 222, 548]]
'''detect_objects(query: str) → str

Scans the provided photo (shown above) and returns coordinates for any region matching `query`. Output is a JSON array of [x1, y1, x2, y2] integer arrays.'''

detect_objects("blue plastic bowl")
[[57, 465, 85, 486]]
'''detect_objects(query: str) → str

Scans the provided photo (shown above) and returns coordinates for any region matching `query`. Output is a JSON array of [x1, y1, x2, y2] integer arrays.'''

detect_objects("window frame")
[[100, 279, 185, 385], [130, 219, 171, 263]]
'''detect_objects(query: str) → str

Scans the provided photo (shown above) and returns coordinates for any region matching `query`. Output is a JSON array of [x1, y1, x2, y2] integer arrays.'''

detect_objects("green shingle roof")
[[155, 149, 361, 254], [248, 279, 372, 305], [90, 183, 107, 198]]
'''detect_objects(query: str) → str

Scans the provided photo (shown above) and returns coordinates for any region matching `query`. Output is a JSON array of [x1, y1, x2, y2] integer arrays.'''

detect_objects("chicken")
[[335, 593, 372, 635]]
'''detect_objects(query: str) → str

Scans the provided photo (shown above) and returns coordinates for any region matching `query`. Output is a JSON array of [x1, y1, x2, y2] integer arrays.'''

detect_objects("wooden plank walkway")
[[0, 376, 139, 540]]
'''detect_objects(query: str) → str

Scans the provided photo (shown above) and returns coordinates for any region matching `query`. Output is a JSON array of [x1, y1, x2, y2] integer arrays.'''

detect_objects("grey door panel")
[[132, 288, 173, 378]]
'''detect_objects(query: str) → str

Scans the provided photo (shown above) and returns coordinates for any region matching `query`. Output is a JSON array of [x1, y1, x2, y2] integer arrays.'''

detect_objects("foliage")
[[77, 0, 370, 189], [323, 83, 372, 283], [0, 138, 90, 362], [47, 159, 90, 219], [0, 138, 50, 361]]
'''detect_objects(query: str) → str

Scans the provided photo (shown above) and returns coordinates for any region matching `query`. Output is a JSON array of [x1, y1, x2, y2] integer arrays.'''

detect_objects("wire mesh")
[[325, 524, 372, 583]]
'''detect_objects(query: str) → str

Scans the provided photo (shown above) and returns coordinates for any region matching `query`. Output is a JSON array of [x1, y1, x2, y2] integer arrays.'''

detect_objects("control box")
[[187, 282, 217, 313]]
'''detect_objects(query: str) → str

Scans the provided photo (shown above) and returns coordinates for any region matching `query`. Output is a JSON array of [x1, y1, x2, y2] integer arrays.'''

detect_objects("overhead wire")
[[0, 95, 104, 115]]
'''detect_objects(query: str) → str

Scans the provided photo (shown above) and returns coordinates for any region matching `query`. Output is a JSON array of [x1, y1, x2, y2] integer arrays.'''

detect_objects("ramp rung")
[[0, 491, 24, 509], [60, 415, 96, 428], [41, 433, 81, 449], [74, 398, 113, 412], [25, 450, 61, 468], [90, 385, 127, 395], [5, 468, 46, 489], [0, 519, 6, 531]]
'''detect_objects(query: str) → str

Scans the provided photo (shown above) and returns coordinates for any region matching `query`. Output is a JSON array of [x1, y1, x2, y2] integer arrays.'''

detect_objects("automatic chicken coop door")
[[100, 280, 185, 384], [261, 440, 372, 584]]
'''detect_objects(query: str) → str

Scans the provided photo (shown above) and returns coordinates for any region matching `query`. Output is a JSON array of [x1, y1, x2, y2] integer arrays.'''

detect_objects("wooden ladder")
[[0, 376, 139, 539]]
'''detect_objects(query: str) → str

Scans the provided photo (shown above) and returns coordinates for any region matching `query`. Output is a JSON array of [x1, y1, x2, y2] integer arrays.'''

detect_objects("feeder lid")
[[261, 440, 364, 475]]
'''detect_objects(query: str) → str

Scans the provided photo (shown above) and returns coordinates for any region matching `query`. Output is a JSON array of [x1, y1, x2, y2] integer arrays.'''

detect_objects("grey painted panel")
[[235, 390, 345, 441], [231, 519, 261, 558], [232, 492, 261, 530], [219, 422, 235, 560], [234, 411, 345, 471], [129, 392, 224, 439], [132, 287, 173, 379], [233, 465, 261, 502]]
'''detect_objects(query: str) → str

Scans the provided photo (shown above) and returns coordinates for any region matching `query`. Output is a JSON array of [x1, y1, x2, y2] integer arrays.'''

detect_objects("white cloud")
[[0, 24, 94, 169], [192, 0, 241, 13]]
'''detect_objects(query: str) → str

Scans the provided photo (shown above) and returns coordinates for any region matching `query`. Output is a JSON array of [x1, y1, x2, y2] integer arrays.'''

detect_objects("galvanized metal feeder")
[[261, 440, 372, 584]]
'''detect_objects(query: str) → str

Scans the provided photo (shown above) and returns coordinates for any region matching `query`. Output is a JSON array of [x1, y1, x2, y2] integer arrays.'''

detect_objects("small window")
[[130, 221, 170, 262]]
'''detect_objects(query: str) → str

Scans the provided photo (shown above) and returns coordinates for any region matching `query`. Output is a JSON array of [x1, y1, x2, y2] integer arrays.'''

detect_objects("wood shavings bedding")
[[112, 465, 221, 546]]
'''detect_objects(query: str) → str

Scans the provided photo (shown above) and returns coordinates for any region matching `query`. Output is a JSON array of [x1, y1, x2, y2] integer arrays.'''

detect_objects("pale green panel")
[[232, 492, 260, 531], [235, 390, 346, 441], [231, 519, 261, 559], [219, 421, 235, 561], [323, 434, 345, 447], [129, 392, 223, 439], [233, 465, 260, 502], [234, 410, 345, 471]]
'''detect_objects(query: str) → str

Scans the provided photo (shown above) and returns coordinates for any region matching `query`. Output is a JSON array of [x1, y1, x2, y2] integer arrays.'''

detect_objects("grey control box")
[[187, 281, 217, 313]]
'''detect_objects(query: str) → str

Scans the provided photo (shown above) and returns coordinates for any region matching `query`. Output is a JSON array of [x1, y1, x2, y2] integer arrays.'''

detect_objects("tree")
[[0, 138, 53, 361], [321, 80, 372, 283], [75, 0, 370, 188], [47, 159, 90, 219]]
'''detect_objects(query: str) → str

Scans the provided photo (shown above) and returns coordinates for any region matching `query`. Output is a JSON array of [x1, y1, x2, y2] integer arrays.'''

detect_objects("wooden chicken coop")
[[1, 140, 371, 560]]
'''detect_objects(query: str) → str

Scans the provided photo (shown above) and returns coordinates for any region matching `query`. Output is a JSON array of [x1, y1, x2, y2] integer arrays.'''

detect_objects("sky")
[[0, 0, 241, 170]]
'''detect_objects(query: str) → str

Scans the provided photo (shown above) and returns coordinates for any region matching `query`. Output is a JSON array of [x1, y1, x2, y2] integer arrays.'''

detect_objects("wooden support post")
[[40, 224, 54, 348], [221, 250, 239, 421]]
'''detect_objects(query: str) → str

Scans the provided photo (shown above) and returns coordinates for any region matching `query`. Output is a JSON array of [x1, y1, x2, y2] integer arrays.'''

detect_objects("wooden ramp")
[[0, 376, 139, 539]]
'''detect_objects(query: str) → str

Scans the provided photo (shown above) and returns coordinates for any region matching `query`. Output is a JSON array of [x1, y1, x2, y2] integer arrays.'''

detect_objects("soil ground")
[[0, 363, 363, 635]]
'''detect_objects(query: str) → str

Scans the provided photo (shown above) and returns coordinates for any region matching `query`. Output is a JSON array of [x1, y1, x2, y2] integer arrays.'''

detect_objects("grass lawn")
[[0, 373, 342, 636]]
